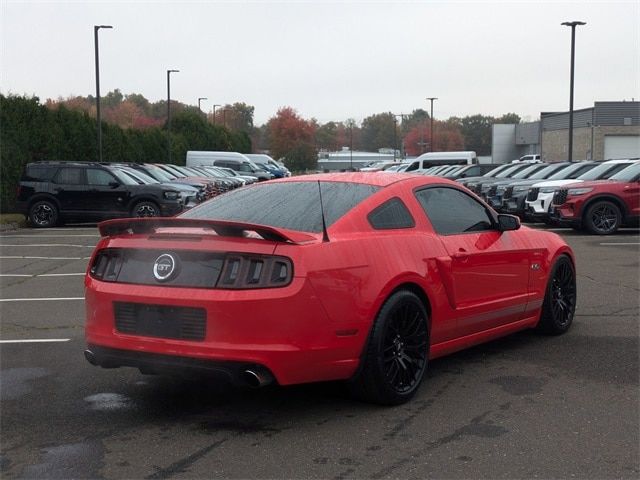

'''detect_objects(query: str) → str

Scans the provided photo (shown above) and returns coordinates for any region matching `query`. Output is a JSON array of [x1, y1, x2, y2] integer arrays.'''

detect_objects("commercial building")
[[492, 101, 640, 163]]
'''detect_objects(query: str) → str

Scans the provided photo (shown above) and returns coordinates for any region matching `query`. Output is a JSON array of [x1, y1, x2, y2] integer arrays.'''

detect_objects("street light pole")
[[213, 104, 221, 125], [561, 21, 586, 162], [393, 115, 398, 161], [426, 97, 437, 152], [94, 24, 112, 162], [350, 127, 353, 171], [166, 69, 179, 163], [198, 97, 207, 115]]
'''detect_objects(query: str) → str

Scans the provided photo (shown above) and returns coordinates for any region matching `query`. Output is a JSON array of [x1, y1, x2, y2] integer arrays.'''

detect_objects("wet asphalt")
[[0, 224, 638, 479]]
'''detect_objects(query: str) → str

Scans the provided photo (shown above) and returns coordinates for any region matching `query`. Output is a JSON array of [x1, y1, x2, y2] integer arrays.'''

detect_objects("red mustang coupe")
[[84, 173, 576, 405]]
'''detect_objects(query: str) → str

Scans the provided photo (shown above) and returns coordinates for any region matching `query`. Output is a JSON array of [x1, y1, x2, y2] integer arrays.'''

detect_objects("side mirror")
[[109, 181, 120, 188], [497, 214, 520, 231]]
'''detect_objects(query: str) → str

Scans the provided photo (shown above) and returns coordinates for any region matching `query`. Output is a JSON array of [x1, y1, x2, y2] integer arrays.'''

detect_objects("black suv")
[[16, 162, 184, 227]]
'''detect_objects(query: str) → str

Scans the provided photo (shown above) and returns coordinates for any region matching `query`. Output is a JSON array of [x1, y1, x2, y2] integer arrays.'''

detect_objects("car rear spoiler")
[[97, 217, 318, 244]]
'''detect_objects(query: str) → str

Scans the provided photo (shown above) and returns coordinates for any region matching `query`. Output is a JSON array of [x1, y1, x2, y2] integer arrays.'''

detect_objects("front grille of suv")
[[527, 188, 539, 201], [553, 189, 568, 205], [503, 186, 513, 199]]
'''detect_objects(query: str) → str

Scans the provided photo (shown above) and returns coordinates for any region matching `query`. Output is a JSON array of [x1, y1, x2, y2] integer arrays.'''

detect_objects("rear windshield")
[[181, 181, 380, 233]]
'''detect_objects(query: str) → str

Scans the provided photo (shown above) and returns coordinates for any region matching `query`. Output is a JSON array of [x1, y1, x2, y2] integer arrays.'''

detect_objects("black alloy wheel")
[[132, 201, 160, 218], [537, 255, 576, 335], [382, 301, 429, 394], [349, 290, 429, 405], [28, 200, 58, 228], [584, 201, 621, 235]]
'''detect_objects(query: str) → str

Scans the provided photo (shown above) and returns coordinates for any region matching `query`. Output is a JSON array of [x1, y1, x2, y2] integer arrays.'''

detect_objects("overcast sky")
[[2, 1, 638, 125]]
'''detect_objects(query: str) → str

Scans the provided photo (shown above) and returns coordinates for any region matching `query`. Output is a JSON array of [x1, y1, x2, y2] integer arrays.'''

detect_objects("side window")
[[54, 167, 84, 185], [24, 166, 57, 182], [368, 197, 415, 230], [87, 169, 117, 186], [405, 162, 418, 172], [415, 187, 494, 235]]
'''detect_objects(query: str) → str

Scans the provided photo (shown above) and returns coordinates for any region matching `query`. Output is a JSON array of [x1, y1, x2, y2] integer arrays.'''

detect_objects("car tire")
[[536, 255, 576, 335], [28, 200, 59, 228], [132, 201, 160, 218], [348, 290, 429, 405], [584, 200, 621, 235]]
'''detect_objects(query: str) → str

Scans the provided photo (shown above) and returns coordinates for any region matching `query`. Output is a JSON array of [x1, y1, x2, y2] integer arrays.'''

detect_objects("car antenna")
[[317, 180, 330, 242]]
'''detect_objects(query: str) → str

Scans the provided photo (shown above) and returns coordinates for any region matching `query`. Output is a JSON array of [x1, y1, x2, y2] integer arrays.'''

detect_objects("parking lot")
[[1, 224, 638, 479]]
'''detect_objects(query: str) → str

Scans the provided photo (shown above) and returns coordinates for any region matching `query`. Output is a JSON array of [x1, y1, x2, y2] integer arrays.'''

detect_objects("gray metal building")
[[491, 101, 640, 163]]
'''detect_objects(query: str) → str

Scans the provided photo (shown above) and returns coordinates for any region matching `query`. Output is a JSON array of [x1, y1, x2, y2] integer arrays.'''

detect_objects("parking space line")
[[0, 297, 84, 302], [0, 244, 95, 248], [0, 273, 85, 277], [0, 338, 71, 344], [599, 242, 640, 246], [0, 256, 90, 260]]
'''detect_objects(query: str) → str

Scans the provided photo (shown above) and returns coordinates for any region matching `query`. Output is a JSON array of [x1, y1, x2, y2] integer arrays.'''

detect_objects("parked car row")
[[421, 159, 640, 235], [16, 160, 267, 228]]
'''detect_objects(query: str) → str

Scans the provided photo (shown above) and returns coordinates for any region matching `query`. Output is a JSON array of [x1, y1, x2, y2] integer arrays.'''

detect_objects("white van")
[[186, 151, 273, 181], [404, 151, 477, 172], [186, 151, 250, 166]]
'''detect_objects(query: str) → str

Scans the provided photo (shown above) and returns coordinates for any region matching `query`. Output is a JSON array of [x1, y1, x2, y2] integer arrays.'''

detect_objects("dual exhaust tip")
[[85, 349, 273, 388]]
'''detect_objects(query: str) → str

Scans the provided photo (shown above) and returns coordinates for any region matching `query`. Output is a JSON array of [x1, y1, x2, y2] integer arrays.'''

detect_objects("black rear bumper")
[[84, 344, 272, 386]]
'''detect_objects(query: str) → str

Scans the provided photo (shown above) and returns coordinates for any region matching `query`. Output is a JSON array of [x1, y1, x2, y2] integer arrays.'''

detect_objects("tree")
[[266, 107, 316, 168], [284, 141, 317, 172], [459, 114, 493, 155], [316, 121, 338, 151], [496, 112, 521, 124], [102, 88, 124, 108], [400, 109, 429, 136], [361, 112, 396, 152], [403, 124, 431, 156]]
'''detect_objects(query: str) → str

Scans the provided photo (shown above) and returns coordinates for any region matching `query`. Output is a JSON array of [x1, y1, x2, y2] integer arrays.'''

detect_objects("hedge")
[[0, 94, 251, 213]]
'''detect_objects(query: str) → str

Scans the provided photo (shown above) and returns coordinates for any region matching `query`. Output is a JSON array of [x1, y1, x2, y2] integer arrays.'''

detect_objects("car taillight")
[[217, 255, 293, 289], [89, 249, 122, 281]]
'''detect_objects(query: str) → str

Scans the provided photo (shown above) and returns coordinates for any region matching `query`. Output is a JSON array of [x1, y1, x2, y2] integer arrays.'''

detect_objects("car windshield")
[[608, 162, 640, 181], [482, 164, 512, 177], [548, 163, 594, 180], [511, 164, 546, 179], [578, 162, 633, 180], [494, 165, 526, 178], [181, 181, 380, 233], [528, 164, 569, 180], [157, 165, 184, 177], [122, 168, 159, 184], [106, 167, 138, 186], [143, 165, 176, 181]]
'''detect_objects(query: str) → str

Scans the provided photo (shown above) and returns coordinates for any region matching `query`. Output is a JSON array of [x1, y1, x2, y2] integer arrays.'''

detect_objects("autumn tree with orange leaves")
[[267, 107, 317, 171]]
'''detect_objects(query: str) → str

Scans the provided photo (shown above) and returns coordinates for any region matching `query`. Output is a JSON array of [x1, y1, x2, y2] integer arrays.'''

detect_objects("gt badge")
[[153, 254, 177, 282]]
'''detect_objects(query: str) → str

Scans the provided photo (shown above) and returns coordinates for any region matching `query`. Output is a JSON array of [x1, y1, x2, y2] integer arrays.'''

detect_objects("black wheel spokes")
[[551, 263, 576, 326], [591, 205, 617, 232], [383, 303, 428, 393], [34, 205, 53, 225]]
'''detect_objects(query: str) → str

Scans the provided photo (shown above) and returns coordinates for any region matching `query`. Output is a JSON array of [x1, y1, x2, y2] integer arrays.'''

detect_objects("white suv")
[[525, 159, 638, 222]]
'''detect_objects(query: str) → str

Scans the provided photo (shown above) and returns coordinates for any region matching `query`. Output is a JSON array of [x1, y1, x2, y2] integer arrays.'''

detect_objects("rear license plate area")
[[114, 302, 206, 341]]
